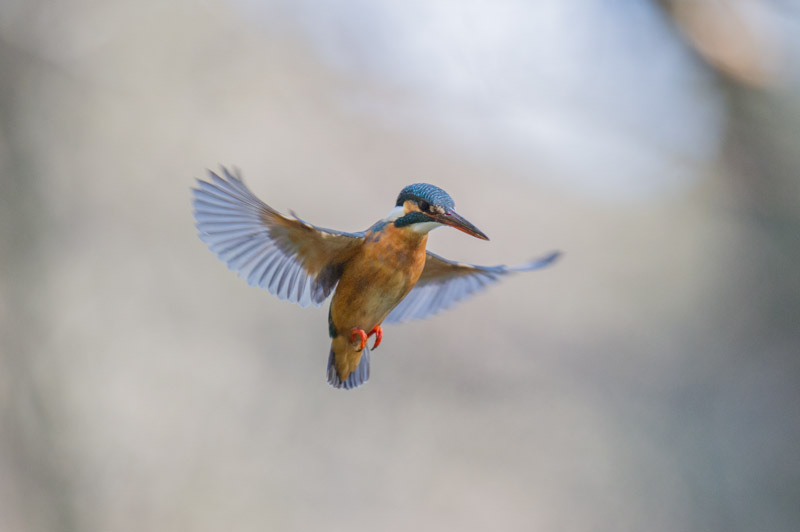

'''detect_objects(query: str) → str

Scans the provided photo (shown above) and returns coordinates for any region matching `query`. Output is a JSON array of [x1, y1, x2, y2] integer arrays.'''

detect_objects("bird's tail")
[[327, 335, 370, 390]]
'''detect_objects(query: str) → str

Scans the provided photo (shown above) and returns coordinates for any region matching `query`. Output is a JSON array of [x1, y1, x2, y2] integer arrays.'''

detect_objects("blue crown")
[[395, 183, 454, 209]]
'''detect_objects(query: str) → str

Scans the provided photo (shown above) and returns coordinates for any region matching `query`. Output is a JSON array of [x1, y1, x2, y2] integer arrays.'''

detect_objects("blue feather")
[[327, 346, 370, 390]]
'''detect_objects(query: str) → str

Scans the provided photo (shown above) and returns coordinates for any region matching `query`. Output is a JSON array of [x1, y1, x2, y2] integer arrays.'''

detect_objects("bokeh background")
[[1, 1, 799, 531]]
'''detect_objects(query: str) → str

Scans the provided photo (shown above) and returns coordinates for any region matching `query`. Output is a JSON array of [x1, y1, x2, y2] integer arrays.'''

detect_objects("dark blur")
[[1, 1, 799, 531]]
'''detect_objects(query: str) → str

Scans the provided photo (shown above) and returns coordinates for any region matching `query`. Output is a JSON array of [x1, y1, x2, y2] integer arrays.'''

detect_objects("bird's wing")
[[192, 168, 365, 307], [384, 250, 560, 324]]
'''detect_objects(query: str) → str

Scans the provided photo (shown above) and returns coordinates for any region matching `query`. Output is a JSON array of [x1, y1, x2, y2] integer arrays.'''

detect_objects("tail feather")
[[327, 345, 370, 390]]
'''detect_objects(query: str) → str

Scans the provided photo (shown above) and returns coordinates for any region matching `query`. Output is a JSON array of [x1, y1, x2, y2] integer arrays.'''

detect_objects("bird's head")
[[390, 183, 489, 240]]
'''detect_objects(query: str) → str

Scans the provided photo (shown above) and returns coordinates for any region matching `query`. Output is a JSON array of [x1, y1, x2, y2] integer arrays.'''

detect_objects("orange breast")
[[329, 223, 427, 334]]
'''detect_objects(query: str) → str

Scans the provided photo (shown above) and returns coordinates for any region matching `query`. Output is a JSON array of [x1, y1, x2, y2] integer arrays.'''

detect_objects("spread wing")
[[192, 168, 365, 307], [384, 250, 560, 324]]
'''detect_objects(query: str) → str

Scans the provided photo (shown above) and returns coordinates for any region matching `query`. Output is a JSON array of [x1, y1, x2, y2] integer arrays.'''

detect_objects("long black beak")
[[436, 209, 489, 240]]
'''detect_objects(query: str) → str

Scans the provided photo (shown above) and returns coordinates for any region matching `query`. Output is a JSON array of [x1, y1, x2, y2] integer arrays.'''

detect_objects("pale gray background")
[[1, 1, 799, 531]]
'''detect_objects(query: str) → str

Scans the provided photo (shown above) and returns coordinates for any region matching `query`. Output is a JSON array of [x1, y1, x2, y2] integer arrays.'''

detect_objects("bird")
[[192, 168, 560, 390]]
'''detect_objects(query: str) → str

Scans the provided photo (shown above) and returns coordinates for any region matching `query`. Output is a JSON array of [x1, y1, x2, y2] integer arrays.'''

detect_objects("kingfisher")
[[192, 168, 559, 390]]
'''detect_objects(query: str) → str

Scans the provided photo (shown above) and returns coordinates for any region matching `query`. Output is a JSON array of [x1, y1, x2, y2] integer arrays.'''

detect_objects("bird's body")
[[328, 221, 428, 381], [192, 168, 559, 390]]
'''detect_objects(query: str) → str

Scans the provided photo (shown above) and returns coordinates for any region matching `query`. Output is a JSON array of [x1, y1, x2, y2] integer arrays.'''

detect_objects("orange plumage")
[[328, 224, 428, 381]]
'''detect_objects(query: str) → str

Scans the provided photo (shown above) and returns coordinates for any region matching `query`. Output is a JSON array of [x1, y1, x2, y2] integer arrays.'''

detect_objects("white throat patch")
[[408, 220, 443, 234], [383, 205, 442, 233]]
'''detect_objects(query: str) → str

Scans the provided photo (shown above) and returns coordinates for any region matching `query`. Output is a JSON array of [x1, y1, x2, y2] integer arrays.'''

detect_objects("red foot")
[[350, 328, 368, 351], [368, 326, 383, 350]]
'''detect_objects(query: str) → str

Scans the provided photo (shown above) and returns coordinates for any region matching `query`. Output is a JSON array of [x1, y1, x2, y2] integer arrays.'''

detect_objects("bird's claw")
[[350, 326, 383, 351], [350, 328, 368, 351], [367, 326, 383, 350]]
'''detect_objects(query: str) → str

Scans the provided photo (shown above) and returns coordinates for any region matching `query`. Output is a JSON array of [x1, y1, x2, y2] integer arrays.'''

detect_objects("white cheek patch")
[[409, 221, 443, 234], [383, 205, 405, 222]]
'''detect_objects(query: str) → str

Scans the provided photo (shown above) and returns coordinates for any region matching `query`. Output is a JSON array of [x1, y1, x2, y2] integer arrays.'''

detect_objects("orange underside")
[[328, 223, 428, 381]]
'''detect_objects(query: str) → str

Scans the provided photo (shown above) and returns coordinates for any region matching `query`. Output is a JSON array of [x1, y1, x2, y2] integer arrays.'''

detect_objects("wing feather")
[[384, 250, 560, 323], [193, 168, 365, 306]]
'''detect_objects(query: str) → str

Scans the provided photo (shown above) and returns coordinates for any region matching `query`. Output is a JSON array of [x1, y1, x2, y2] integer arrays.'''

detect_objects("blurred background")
[[1, 1, 799, 531]]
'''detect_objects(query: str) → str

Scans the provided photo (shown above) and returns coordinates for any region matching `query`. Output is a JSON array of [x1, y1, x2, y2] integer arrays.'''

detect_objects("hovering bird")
[[192, 168, 559, 390]]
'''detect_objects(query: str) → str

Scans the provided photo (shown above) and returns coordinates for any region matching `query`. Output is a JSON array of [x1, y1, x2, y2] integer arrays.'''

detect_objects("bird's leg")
[[350, 328, 368, 351], [367, 326, 383, 350]]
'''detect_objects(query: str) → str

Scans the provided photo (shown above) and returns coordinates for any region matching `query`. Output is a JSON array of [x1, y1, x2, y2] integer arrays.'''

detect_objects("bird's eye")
[[418, 200, 430, 212]]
